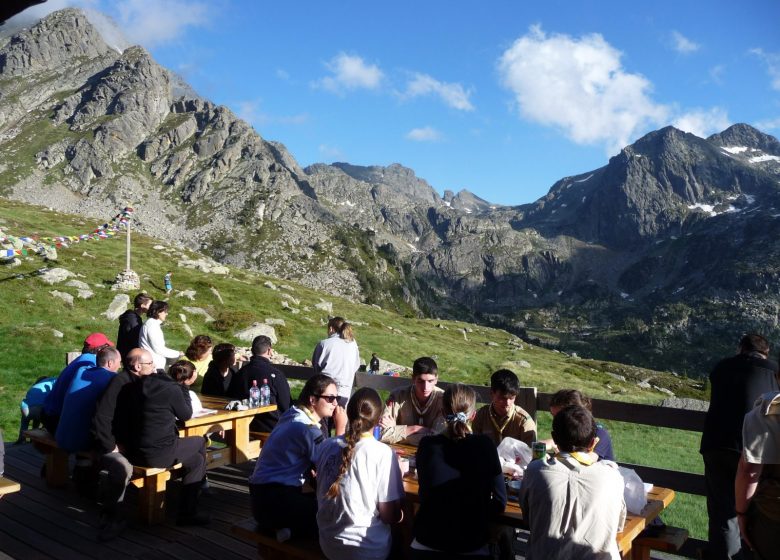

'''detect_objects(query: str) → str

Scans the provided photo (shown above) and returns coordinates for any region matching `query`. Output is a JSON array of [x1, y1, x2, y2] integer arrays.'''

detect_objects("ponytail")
[[338, 322, 354, 343], [325, 388, 382, 498], [443, 383, 475, 440]]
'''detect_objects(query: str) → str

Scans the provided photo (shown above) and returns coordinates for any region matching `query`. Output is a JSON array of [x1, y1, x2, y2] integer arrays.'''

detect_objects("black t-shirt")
[[201, 363, 236, 397], [700, 352, 779, 454], [228, 356, 292, 432], [414, 433, 506, 553]]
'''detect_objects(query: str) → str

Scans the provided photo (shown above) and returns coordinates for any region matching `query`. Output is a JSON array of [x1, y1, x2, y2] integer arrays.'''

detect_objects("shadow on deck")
[[0, 442, 259, 560]]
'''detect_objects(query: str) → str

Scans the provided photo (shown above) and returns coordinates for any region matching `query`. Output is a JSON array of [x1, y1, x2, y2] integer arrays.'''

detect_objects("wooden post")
[[125, 215, 131, 271]]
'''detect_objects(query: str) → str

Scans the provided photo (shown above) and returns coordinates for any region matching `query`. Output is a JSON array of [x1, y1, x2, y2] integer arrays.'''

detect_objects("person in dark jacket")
[[201, 343, 240, 397], [700, 333, 780, 560], [123, 359, 209, 526], [116, 293, 152, 360], [228, 335, 291, 432]]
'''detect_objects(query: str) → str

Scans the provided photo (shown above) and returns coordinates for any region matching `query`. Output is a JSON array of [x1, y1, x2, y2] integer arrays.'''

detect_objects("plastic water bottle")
[[249, 380, 260, 408], [259, 378, 271, 407]]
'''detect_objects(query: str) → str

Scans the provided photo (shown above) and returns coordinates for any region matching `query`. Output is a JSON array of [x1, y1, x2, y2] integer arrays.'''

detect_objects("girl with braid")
[[316, 387, 404, 560]]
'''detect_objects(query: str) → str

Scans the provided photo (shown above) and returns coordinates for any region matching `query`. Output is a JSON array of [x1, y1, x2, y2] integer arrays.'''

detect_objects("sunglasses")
[[315, 394, 339, 403]]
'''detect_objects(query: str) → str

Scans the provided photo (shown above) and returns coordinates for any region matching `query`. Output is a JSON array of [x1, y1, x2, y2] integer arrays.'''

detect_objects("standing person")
[[316, 387, 404, 560], [547, 389, 615, 461], [248, 374, 347, 541], [379, 357, 445, 446], [369, 353, 380, 375], [312, 317, 361, 408], [116, 293, 152, 360], [139, 300, 182, 372], [519, 405, 626, 559], [201, 343, 240, 397], [164, 271, 173, 295], [472, 369, 536, 447], [42, 332, 114, 434], [735, 372, 780, 560], [412, 383, 506, 559], [700, 334, 779, 560], [229, 335, 291, 432], [123, 357, 209, 526]]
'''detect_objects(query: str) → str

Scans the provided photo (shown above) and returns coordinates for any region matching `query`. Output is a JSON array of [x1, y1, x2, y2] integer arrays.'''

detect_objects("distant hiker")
[[369, 353, 380, 375], [116, 293, 152, 360], [312, 317, 361, 409], [700, 333, 779, 560], [164, 272, 173, 295]]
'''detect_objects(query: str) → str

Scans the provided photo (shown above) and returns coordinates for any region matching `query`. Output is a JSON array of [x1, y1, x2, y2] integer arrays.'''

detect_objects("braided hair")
[[325, 387, 382, 499]]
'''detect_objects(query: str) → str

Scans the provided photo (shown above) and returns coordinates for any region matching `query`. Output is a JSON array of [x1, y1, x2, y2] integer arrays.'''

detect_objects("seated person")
[[56, 347, 122, 496], [183, 334, 213, 384], [122, 356, 209, 526], [168, 360, 204, 414], [472, 369, 536, 447], [229, 335, 291, 432], [520, 405, 626, 560], [248, 374, 346, 541], [412, 383, 506, 559], [380, 357, 445, 446], [735, 374, 780, 559], [42, 332, 114, 434], [201, 343, 240, 397], [316, 387, 404, 560], [548, 389, 615, 461], [18, 375, 56, 441]]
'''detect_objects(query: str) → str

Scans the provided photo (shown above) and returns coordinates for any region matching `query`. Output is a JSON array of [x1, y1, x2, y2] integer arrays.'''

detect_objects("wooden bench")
[[631, 525, 689, 560], [232, 518, 325, 560], [22, 428, 181, 524], [0, 476, 21, 496]]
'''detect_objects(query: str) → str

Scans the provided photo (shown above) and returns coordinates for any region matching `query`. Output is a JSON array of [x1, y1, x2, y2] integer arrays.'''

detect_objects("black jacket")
[[700, 352, 779, 454], [124, 372, 192, 467], [228, 356, 291, 432], [91, 370, 135, 455], [201, 363, 237, 397], [116, 310, 143, 359]]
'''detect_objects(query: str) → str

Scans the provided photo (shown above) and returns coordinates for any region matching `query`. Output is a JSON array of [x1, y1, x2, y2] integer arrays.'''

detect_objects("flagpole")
[[126, 214, 131, 271]]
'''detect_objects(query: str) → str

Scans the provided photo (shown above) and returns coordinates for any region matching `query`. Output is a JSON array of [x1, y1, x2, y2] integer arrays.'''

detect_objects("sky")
[[6, 0, 780, 205]]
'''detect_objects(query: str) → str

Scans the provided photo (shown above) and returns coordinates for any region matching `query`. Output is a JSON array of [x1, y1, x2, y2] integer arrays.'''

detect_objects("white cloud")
[[114, 0, 210, 48], [497, 25, 670, 154], [670, 31, 700, 54], [406, 126, 443, 142], [672, 107, 730, 138], [750, 48, 780, 91], [319, 144, 345, 160], [754, 117, 780, 131], [404, 73, 474, 111], [314, 53, 383, 94], [234, 100, 308, 127]]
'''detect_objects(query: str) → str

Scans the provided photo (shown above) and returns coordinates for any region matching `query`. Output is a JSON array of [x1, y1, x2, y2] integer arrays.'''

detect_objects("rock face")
[[4, 9, 780, 376]]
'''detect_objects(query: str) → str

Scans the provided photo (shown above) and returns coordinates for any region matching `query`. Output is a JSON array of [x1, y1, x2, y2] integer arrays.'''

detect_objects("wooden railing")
[[278, 364, 707, 557]]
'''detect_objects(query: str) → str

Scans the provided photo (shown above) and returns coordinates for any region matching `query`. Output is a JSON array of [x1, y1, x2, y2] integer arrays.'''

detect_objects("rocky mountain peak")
[[330, 162, 441, 206], [443, 189, 495, 213], [0, 8, 112, 77], [708, 123, 780, 155]]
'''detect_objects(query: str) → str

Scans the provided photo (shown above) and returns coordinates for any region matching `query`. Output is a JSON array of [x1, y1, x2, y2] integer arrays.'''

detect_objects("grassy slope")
[[0, 198, 706, 537]]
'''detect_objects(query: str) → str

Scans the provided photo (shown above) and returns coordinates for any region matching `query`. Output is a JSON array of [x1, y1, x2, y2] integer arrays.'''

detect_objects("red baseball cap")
[[84, 332, 114, 349]]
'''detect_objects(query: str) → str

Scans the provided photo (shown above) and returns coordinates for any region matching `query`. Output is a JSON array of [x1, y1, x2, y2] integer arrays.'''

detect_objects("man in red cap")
[[41, 332, 114, 434]]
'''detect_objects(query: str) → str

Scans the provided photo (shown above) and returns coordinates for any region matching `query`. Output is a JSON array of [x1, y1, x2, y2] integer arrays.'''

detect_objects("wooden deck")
[[0, 442, 259, 560]]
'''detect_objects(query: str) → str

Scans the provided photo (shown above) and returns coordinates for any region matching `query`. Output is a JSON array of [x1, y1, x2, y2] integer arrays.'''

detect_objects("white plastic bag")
[[618, 466, 647, 514], [497, 437, 533, 478]]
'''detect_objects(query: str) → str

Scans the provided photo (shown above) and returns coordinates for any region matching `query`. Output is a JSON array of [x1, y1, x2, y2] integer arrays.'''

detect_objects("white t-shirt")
[[316, 437, 404, 560]]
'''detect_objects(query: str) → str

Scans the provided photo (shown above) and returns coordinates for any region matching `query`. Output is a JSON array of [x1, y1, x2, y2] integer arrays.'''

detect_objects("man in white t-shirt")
[[316, 436, 404, 560], [520, 405, 626, 560]]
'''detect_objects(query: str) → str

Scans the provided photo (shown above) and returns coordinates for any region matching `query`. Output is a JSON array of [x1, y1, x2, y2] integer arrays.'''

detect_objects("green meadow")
[[0, 198, 707, 538]]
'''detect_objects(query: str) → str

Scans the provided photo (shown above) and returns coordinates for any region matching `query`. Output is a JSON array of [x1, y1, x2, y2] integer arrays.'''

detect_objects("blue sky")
[[8, 0, 780, 205]]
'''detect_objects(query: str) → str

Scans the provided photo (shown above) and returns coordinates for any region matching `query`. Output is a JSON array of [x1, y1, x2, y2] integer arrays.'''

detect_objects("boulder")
[[660, 397, 709, 411], [234, 322, 277, 344], [65, 279, 90, 290], [315, 300, 333, 314], [265, 318, 286, 326], [50, 290, 74, 306], [52, 329, 64, 338], [176, 289, 197, 301], [281, 293, 301, 305], [210, 286, 224, 304], [77, 289, 94, 299], [178, 257, 229, 275], [39, 267, 74, 284], [264, 281, 278, 291], [104, 293, 130, 320], [182, 306, 215, 323]]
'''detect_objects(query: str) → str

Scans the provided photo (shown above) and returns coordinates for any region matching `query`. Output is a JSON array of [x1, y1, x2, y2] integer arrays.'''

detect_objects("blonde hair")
[[325, 388, 382, 499], [443, 383, 475, 440], [328, 316, 355, 342]]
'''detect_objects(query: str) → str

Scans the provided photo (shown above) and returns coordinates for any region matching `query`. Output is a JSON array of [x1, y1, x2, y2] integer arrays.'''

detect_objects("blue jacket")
[[56, 366, 116, 452], [43, 353, 97, 417]]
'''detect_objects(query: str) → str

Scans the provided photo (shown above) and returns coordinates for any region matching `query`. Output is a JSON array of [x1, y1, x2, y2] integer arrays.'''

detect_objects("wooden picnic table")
[[180, 396, 276, 468], [392, 444, 676, 560]]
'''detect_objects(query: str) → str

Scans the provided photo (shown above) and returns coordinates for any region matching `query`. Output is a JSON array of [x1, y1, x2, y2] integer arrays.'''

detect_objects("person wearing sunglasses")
[[248, 374, 347, 542]]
